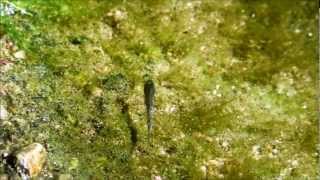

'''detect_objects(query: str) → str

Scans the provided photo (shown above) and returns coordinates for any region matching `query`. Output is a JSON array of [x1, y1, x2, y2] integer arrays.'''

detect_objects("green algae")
[[0, 0, 318, 179]]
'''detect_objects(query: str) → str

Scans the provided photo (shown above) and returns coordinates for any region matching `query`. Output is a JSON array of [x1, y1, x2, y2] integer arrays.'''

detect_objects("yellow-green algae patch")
[[0, 0, 318, 179]]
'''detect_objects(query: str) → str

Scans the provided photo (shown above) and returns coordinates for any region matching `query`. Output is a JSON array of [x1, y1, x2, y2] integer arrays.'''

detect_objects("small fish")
[[144, 79, 155, 141]]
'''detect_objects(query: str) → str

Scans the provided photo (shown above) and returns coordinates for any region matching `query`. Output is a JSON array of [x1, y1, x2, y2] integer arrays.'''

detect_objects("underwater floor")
[[0, 0, 319, 179]]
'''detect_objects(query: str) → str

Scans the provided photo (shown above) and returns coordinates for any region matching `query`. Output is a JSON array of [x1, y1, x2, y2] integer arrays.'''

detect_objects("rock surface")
[[15, 143, 47, 179]]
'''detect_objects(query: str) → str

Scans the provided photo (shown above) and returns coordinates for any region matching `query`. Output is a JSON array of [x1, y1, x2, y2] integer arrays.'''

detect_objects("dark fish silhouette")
[[144, 80, 155, 141]]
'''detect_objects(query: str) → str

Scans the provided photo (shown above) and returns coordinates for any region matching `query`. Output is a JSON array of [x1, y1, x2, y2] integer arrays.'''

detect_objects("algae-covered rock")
[[0, 0, 317, 179], [15, 143, 47, 179]]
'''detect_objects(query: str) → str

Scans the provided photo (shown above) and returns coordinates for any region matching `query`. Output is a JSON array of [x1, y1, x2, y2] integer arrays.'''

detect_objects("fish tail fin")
[[147, 110, 153, 143]]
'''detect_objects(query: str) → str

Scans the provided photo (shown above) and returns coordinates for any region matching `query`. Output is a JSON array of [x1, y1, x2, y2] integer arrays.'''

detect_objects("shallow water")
[[0, 0, 318, 179]]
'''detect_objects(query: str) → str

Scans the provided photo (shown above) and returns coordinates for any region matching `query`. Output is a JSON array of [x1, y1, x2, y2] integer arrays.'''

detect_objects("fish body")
[[144, 80, 155, 140]]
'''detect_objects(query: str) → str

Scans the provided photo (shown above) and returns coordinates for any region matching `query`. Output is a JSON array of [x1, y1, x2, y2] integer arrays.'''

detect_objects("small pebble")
[[252, 145, 262, 160], [153, 176, 162, 180], [294, 29, 301, 34], [13, 50, 26, 60], [200, 165, 207, 176], [16, 143, 47, 179], [92, 87, 103, 97], [0, 105, 8, 120]]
